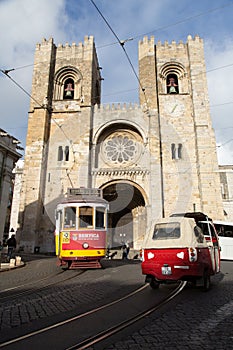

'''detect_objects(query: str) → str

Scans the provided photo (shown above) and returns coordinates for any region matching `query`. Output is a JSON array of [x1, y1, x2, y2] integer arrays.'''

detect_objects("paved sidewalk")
[[0, 258, 25, 272], [0, 251, 56, 272]]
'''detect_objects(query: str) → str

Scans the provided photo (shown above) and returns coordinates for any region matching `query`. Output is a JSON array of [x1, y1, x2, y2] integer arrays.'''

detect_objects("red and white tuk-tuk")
[[141, 214, 221, 291]]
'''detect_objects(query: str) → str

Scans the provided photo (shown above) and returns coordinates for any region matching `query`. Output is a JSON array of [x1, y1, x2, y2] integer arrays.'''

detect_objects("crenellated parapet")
[[94, 102, 141, 112], [35, 37, 54, 50], [138, 36, 155, 60], [56, 36, 95, 60], [139, 34, 203, 52], [36, 36, 94, 51], [34, 36, 95, 65]]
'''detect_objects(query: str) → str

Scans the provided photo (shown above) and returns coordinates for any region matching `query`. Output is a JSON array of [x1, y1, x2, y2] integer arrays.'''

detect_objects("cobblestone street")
[[0, 257, 233, 349], [102, 261, 233, 350]]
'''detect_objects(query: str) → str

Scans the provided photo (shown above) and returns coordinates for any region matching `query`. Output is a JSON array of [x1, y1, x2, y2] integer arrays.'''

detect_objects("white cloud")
[[0, 0, 67, 67], [1, 0, 233, 166], [205, 38, 233, 164], [0, 0, 67, 146]]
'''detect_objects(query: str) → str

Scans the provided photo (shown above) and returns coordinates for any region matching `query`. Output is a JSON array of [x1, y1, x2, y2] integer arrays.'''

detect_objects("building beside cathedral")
[[17, 34, 225, 253], [0, 129, 22, 244]]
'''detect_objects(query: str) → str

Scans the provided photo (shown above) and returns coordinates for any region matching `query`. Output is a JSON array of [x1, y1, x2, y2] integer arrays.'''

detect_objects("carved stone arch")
[[159, 62, 188, 93], [93, 121, 146, 169], [100, 179, 148, 206], [100, 180, 148, 249], [53, 66, 83, 100], [93, 119, 147, 145]]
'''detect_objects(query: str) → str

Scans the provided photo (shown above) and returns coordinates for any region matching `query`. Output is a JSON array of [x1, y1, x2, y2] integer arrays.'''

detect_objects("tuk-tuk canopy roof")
[[142, 217, 207, 249], [171, 212, 212, 222]]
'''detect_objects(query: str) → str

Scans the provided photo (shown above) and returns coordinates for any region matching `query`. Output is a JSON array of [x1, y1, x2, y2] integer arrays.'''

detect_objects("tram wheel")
[[150, 278, 160, 289], [202, 270, 210, 292]]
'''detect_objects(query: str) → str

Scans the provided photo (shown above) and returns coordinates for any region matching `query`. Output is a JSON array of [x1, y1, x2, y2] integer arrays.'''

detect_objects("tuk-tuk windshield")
[[152, 222, 180, 240]]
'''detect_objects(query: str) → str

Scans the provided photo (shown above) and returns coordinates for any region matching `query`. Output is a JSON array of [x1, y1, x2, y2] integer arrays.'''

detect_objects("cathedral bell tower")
[[138, 35, 224, 219], [18, 36, 101, 252]]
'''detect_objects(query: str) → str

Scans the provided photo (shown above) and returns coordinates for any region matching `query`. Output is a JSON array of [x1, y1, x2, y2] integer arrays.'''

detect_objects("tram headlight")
[[83, 242, 89, 249]]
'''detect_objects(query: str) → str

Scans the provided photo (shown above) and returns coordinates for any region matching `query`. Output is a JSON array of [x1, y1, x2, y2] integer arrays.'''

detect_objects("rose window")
[[102, 131, 140, 166]]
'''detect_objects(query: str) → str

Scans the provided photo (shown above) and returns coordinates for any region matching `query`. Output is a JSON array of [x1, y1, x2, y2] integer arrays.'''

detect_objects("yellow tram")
[[55, 188, 109, 268]]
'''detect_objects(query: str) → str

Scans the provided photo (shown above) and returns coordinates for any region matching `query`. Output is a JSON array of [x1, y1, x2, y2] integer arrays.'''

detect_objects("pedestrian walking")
[[122, 244, 128, 259], [7, 234, 16, 260], [126, 242, 130, 258]]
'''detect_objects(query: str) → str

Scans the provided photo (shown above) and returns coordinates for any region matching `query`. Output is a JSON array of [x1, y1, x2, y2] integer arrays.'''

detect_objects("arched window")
[[53, 66, 83, 101], [160, 62, 187, 94], [63, 78, 74, 99], [171, 143, 176, 159], [57, 146, 70, 162], [167, 74, 179, 94], [171, 143, 182, 159], [64, 146, 69, 161], [58, 146, 63, 161], [178, 143, 182, 159]]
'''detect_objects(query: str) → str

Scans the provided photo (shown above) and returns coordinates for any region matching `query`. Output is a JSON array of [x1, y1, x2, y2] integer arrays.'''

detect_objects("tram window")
[[79, 206, 93, 228], [64, 207, 76, 229], [96, 207, 105, 229], [153, 222, 180, 240]]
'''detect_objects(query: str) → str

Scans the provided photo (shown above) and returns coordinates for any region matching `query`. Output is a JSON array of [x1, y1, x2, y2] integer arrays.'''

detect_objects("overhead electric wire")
[[133, 2, 233, 41], [0, 69, 74, 151], [1, 2, 233, 114], [89, 0, 148, 108], [3, 1, 233, 74], [1, 3, 232, 109], [1, 69, 38, 106]]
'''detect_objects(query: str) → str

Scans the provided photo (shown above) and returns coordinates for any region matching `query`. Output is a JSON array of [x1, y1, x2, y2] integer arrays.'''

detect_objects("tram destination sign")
[[68, 188, 103, 198]]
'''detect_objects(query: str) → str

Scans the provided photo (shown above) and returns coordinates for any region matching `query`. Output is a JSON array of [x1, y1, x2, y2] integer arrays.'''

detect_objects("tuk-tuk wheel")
[[203, 270, 210, 292], [150, 278, 160, 289]]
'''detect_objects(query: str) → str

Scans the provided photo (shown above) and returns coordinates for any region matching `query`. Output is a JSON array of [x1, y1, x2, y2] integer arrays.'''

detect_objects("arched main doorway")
[[102, 181, 146, 249]]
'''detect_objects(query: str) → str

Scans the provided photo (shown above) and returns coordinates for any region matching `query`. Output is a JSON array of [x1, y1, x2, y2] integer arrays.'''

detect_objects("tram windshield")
[[64, 206, 76, 229], [79, 206, 93, 228], [60, 204, 107, 230], [96, 207, 105, 229]]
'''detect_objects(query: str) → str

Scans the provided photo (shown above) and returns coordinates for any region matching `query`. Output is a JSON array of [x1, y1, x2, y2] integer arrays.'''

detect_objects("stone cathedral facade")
[[17, 35, 224, 253]]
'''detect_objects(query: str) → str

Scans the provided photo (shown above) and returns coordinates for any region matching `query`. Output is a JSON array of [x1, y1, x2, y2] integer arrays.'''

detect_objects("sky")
[[1, 0, 233, 164]]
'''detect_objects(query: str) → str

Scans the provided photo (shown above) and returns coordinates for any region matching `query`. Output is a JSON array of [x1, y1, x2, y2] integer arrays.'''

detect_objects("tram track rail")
[[66, 281, 186, 350], [0, 270, 65, 294], [0, 270, 85, 302], [0, 281, 186, 350]]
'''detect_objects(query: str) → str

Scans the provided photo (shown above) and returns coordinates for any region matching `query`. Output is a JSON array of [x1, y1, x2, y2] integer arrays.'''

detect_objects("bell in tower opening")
[[64, 79, 74, 99], [167, 75, 179, 94]]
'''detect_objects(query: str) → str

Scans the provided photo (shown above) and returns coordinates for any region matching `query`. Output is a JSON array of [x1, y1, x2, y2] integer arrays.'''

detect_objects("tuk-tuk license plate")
[[162, 266, 172, 275]]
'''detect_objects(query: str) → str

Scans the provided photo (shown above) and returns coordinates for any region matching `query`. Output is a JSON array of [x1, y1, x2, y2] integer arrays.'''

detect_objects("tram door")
[[55, 209, 62, 256]]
